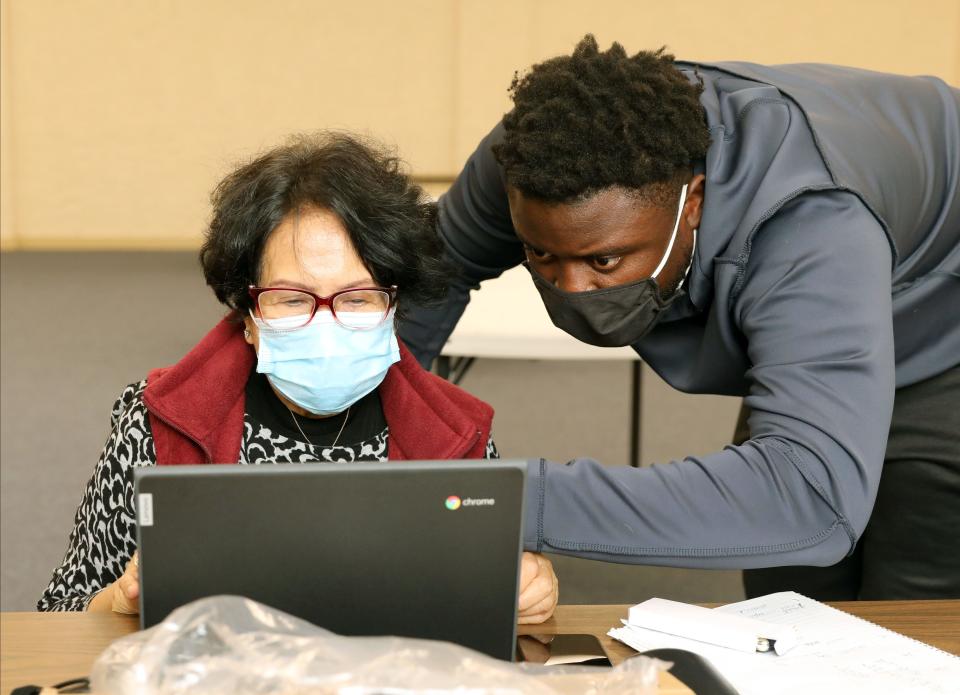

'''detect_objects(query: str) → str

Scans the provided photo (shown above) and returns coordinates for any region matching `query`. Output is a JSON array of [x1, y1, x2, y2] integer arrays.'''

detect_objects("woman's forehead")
[[259, 208, 371, 288]]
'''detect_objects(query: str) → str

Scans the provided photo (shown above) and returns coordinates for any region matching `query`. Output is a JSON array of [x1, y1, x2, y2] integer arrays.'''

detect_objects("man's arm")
[[399, 123, 523, 366], [523, 192, 895, 568]]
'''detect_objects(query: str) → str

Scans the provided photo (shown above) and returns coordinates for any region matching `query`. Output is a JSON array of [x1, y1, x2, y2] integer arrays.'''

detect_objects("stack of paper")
[[609, 592, 960, 695]]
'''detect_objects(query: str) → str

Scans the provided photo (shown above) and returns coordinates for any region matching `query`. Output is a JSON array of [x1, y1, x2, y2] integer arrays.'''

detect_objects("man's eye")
[[525, 245, 550, 260], [592, 255, 622, 269]]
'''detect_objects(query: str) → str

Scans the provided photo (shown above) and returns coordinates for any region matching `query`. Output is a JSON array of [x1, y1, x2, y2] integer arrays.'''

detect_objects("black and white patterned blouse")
[[38, 377, 498, 611]]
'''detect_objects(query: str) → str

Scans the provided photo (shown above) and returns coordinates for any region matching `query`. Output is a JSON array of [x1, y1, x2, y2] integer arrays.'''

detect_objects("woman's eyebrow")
[[333, 278, 377, 292], [264, 278, 375, 293], [263, 278, 313, 290]]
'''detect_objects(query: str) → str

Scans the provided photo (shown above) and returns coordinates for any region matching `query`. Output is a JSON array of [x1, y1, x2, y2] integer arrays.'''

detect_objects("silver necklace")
[[287, 406, 351, 448]]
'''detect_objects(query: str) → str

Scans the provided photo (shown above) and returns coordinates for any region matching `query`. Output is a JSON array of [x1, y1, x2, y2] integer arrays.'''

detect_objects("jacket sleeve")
[[37, 382, 153, 610], [523, 191, 895, 568], [398, 122, 525, 367]]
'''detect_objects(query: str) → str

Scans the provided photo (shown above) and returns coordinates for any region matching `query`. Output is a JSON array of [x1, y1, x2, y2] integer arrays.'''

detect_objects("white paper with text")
[[609, 591, 960, 695]]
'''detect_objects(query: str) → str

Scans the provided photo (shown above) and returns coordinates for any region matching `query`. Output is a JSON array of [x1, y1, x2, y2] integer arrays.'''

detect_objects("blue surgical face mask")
[[252, 309, 401, 416]]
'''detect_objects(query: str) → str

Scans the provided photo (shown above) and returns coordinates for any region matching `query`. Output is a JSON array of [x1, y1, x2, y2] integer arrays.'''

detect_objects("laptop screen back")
[[133, 460, 525, 660]]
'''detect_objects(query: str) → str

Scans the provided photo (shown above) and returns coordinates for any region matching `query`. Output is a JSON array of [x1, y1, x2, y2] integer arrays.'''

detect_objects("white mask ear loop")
[[651, 183, 688, 280], [676, 227, 697, 292]]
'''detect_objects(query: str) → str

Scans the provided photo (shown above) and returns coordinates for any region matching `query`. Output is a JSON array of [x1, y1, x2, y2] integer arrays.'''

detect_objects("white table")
[[439, 266, 644, 466]]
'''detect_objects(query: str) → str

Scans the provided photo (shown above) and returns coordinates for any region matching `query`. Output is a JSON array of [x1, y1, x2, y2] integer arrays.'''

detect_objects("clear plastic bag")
[[90, 595, 668, 694]]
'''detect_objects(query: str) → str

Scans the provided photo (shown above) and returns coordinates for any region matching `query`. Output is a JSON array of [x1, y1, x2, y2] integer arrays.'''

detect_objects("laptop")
[[133, 460, 526, 660]]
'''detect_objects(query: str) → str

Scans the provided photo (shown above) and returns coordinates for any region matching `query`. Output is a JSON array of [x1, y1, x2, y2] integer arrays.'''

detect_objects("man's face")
[[508, 175, 705, 295]]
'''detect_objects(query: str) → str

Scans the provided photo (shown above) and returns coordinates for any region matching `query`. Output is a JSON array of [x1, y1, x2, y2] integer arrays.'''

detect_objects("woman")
[[39, 133, 558, 623]]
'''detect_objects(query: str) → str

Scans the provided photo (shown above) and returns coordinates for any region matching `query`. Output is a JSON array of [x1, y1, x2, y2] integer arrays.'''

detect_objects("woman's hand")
[[517, 552, 559, 624], [87, 552, 140, 614]]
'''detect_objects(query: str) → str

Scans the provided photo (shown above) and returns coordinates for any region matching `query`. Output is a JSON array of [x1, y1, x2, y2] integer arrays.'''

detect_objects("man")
[[400, 36, 959, 600]]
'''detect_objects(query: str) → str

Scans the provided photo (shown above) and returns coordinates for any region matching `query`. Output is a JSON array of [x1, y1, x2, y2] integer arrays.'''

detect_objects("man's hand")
[[88, 551, 140, 614], [517, 552, 558, 624]]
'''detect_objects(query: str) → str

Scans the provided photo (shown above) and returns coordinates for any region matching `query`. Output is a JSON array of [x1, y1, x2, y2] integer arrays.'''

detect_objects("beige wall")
[[2, 0, 958, 250]]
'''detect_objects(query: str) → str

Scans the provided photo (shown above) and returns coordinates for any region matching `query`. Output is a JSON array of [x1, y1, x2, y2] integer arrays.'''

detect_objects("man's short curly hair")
[[200, 132, 450, 320], [492, 35, 710, 206]]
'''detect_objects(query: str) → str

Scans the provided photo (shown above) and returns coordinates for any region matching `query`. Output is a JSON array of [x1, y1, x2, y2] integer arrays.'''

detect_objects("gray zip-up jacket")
[[399, 63, 960, 568]]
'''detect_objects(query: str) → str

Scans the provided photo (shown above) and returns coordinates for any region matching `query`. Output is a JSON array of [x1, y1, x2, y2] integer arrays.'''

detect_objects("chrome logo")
[[445, 495, 462, 510]]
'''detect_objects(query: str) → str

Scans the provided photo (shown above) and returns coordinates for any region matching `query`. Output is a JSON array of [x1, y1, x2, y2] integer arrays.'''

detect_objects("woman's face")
[[242, 206, 375, 351]]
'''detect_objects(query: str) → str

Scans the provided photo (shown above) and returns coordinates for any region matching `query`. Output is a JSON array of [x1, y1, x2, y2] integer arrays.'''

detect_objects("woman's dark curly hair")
[[200, 132, 449, 319], [493, 35, 710, 205]]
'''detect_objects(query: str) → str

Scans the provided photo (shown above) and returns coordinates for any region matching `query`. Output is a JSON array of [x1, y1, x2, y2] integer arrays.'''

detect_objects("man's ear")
[[685, 173, 706, 231]]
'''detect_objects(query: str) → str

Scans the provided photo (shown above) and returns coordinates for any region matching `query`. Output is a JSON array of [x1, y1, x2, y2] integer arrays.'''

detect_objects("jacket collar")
[[143, 318, 252, 462], [382, 342, 485, 460]]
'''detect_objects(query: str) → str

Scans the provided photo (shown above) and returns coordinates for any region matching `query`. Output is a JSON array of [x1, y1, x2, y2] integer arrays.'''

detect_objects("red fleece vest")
[[143, 318, 493, 464]]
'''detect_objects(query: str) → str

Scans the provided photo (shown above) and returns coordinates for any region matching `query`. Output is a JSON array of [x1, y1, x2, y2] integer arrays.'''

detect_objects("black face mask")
[[524, 184, 694, 348], [526, 264, 685, 347]]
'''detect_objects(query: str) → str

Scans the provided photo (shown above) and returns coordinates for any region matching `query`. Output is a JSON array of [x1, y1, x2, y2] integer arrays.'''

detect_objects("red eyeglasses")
[[248, 285, 397, 330]]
